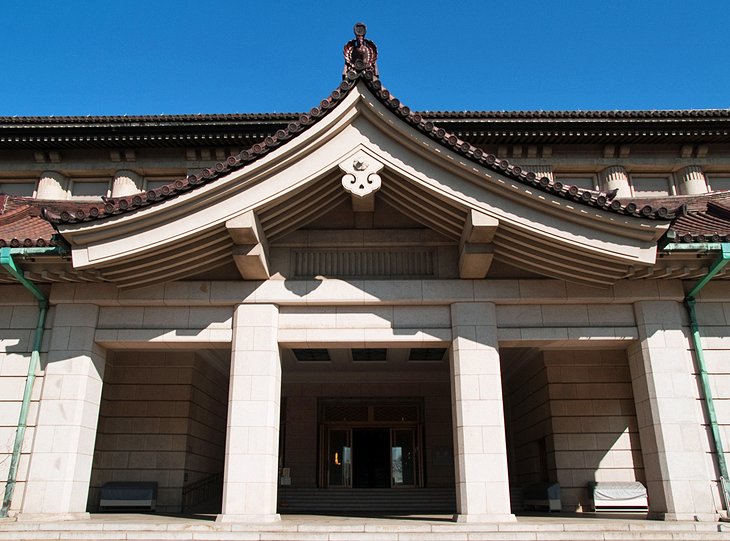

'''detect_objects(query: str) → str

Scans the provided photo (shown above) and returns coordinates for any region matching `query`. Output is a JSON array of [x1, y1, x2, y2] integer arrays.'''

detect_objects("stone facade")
[[1, 27, 730, 526]]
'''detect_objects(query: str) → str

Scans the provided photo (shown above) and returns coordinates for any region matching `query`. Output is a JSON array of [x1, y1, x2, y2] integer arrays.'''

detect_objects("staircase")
[[277, 487, 456, 515], [510, 485, 525, 513], [0, 515, 727, 541], [181, 472, 223, 514]]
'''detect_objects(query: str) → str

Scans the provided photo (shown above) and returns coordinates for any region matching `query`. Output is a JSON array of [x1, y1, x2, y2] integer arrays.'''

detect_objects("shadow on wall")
[[87, 349, 229, 514], [503, 348, 645, 512]]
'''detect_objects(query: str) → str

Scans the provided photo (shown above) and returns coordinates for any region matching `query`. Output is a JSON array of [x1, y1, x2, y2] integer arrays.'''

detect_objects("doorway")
[[319, 399, 423, 489], [353, 429, 390, 487], [323, 425, 420, 488]]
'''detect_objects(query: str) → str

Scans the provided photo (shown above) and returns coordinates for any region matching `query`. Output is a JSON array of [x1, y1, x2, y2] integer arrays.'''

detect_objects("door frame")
[[318, 399, 424, 488]]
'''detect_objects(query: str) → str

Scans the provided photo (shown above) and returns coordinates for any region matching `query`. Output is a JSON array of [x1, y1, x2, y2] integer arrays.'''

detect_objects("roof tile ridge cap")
[[0, 112, 305, 125], [362, 77, 671, 221], [40, 206, 62, 223], [52, 78, 361, 226], [417, 108, 730, 119]]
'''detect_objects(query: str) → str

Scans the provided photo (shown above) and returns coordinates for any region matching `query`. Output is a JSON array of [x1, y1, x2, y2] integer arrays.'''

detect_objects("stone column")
[[676, 166, 708, 195], [36, 171, 68, 200], [600, 165, 632, 199], [628, 301, 717, 521], [19, 304, 105, 520], [218, 304, 282, 523], [450, 302, 514, 522], [111, 170, 142, 197]]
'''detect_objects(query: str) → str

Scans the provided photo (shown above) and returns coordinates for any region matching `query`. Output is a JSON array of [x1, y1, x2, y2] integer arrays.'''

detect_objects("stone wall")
[[504, 352, 552, 487], [544, 349, 644, 510], [691, 298, 730, 508], [89, 351, 228, 512], [185, 355, 227, 485], [0, 295, 48, 513], [503, 348, 645, 511]]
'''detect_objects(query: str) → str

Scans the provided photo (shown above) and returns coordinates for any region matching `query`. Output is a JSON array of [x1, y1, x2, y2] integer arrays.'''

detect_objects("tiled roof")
[[41, 69, 676, 226], [0, 113, 298, 124], [660, 192, 730, 243], [0, 195, 67, 248], [424, 109, 730, 120], [1, 108, 728, 125], [3, 25, 730, 249], [2, 108, 728, 149]]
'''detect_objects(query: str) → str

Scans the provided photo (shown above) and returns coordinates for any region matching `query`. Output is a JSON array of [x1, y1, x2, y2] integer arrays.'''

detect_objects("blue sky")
[[2, 1, 729, 115]]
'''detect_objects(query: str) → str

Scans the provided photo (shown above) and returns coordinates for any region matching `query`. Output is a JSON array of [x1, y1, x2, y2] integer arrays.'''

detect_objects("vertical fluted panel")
[[600, 166, 632, 198], [111, 170, 142, 197], [37, 171, 68, 199], [293, 249, 436, 277]]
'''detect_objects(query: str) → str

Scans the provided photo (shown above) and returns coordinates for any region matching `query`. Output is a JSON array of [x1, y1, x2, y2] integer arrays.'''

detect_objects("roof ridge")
[[44, 68, 678, 225], [3, 108, 730, 125], [43, 26, 684, 226]]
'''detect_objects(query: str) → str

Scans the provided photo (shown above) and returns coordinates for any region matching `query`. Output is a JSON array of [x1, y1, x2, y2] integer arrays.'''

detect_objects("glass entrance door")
[[325, 426, 420, 488], [391, 428, 417, 487], [327, 429, 351, 487]]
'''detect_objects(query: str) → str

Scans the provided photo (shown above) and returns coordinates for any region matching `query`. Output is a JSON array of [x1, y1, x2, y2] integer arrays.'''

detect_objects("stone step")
[[0, 517, 727, 541], [278, 487, 457, 514]]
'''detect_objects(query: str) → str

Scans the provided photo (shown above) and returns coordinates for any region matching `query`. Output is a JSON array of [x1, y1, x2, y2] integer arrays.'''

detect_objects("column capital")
[[450, 301, 496, 324]]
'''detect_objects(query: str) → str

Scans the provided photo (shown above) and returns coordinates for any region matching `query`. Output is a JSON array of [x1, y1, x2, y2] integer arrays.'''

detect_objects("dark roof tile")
[[0, 196, 65, 247], [44, 68, 676, 226]]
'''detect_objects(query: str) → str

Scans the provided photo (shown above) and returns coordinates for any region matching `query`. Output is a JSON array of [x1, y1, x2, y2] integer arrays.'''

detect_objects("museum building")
[[1, 24, 730, 523]]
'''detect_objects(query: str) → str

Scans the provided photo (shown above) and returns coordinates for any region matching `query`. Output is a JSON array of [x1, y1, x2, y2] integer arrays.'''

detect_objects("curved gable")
[[52, 35, 670, 289]]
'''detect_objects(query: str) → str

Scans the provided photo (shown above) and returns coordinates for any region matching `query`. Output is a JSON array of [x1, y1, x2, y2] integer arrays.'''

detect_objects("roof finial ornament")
[[343, 22, 378, 79]]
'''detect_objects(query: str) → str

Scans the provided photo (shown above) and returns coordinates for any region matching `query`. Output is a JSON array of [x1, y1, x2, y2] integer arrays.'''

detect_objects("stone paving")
[[0, 514, 728, 541]]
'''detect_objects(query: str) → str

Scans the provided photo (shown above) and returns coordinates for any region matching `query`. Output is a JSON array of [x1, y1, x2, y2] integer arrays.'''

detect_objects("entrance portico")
[[215, 298, 514, 522], [3, 275, 720, 522], [2, 24, 727, 526]]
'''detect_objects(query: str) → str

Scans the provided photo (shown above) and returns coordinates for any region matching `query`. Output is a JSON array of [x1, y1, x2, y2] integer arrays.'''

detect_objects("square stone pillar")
[[629, 301, 717, 521], [450, 302, 514, 522], [20, 304, 105, 520], [218, 304, 281, 523]]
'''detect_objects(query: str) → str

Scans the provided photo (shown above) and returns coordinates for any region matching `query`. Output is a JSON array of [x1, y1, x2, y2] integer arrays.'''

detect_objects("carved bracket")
[[226, 210, 270, 280], [459, 209, 499, 279], [339, 150, 383, 198]]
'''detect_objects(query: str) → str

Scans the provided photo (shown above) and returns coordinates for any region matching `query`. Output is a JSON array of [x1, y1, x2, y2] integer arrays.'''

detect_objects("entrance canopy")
[[48, 28, 670, 289]]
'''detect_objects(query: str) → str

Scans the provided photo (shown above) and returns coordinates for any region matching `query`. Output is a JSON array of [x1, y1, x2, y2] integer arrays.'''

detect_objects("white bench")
[[590, 482, 648, 512]]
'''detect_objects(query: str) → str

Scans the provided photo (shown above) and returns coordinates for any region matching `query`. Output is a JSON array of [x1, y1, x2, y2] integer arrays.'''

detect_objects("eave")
[[1, 110, 729, 149], [49, 73, 669, 289]]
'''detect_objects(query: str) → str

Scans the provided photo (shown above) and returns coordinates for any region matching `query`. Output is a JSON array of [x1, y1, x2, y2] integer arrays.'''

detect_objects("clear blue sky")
[[2, 0, 728, 115]]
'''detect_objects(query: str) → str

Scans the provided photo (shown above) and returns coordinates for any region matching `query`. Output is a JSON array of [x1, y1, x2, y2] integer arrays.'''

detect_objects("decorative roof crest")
[[343, 23, 378, 79]]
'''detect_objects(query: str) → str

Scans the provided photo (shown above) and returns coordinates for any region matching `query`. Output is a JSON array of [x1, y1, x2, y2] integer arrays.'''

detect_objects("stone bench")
[[523, 482, 561, 512], [590, 481, 648, 512], [99, 481, 158, 511]]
